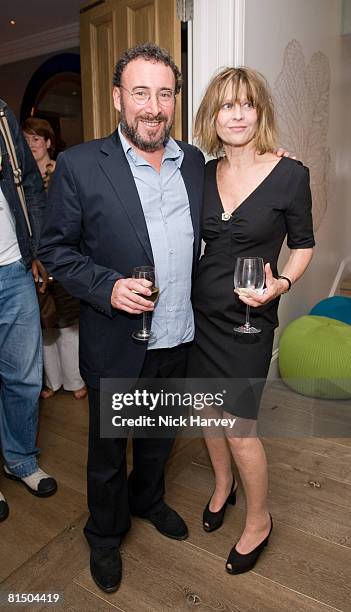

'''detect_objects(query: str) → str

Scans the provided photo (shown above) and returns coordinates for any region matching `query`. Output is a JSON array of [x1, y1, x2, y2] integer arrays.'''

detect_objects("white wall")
[[192, 0, 351, 351], [244, 0, 351, 341]]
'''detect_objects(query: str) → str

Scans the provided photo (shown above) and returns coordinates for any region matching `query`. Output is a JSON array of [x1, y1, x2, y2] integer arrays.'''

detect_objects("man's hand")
[[31, 259, 48, 293], [234, 263, 288, 307], [275, 148, 296, 159], [111, 278, 155, 314]]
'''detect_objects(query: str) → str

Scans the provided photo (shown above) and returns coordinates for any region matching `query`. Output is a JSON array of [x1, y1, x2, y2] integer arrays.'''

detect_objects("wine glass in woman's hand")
[[233, 257, 265, 334]]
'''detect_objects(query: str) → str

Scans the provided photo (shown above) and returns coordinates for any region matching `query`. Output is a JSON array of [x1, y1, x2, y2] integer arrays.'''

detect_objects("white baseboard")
[[329, 256, 351, 296], [268, 348, 280, 379]]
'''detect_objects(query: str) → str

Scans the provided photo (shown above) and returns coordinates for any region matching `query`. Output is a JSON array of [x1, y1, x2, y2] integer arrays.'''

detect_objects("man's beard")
[[119, 100, 173, 152]]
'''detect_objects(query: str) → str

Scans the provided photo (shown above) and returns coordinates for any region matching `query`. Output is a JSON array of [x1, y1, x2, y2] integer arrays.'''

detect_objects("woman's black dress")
[[187, 156, 315, 418]]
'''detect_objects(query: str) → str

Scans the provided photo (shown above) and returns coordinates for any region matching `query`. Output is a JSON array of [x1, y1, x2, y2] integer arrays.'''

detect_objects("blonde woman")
[[187, 68, 314, 574]]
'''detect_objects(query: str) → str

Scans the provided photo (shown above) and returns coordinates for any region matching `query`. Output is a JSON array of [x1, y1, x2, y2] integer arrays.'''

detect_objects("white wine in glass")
[[233, 257, 265, 334], [131, 266, 159, 342]]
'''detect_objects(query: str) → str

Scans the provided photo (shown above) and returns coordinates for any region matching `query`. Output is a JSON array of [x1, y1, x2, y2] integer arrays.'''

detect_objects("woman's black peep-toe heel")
[[203, 478, 237, 533]]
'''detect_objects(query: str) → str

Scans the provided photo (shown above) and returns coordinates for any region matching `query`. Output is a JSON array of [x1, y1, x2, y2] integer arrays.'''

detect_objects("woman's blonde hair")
[[194, 67, 277, 156]]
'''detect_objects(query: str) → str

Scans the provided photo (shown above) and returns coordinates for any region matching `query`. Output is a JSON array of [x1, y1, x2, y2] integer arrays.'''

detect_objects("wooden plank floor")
[[1, 386, 351, 611]]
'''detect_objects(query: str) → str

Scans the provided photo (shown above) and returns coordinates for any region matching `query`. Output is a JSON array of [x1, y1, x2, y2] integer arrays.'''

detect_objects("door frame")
[[189, 0, 246, 144]]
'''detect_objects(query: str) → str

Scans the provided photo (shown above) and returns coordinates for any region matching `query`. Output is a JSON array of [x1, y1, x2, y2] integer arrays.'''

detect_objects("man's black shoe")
[[134, 502, 189, 540], [0, 491, 9, 522], [90, 546, 122, 593]]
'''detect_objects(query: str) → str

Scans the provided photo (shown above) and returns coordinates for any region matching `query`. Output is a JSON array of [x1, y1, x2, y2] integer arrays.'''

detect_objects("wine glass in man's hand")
[[131, 266, 159, 342]]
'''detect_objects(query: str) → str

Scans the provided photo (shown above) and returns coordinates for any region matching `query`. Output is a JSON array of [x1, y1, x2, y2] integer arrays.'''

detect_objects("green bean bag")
[[279, 315, 351, 399]]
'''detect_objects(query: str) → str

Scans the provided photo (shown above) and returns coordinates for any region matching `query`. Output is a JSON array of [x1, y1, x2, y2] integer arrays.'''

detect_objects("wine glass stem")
[[245, 304, 251, 329], [142, 311, 149, 333]]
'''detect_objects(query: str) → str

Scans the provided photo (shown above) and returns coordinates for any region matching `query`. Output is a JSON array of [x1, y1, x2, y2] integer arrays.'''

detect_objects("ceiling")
[[1, 0, 88, 44]]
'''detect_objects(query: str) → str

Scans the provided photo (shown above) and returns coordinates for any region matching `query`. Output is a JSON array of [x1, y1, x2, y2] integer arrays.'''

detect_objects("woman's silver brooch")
[[221, 211, 232, 222]]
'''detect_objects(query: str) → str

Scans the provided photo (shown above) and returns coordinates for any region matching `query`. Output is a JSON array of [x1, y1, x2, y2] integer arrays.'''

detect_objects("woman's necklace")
[[218, 158, 235, 221]]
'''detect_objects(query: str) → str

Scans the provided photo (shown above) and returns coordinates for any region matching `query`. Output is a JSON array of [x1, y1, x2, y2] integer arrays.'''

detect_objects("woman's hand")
[[234, 249, 314, 308], [234, 263, 288, 307]]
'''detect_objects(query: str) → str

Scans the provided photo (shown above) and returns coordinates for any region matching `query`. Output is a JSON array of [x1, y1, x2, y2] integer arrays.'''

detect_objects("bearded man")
[[39, 43, 204, 592]]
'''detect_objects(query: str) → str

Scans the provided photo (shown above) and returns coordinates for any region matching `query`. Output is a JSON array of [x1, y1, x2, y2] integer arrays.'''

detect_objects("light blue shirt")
[[119, 125, 194, 349]]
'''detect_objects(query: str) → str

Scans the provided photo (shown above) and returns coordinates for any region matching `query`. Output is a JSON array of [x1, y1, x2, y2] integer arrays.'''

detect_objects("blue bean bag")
[[310, 296, 351, 326]]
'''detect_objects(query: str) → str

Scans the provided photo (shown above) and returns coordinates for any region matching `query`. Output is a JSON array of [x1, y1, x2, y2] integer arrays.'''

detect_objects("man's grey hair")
[[112, 42, 182, 93]]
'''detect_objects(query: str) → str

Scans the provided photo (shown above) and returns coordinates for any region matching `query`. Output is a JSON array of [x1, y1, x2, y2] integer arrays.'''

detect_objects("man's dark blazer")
[[39, 130, 205, 387]]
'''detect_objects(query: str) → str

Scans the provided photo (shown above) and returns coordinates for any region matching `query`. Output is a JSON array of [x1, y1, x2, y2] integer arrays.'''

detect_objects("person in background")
[[22, 118, 87, 401], [187, 67, 314, 575], [22, 118, 56, 190], [0, 101, 57, 522]]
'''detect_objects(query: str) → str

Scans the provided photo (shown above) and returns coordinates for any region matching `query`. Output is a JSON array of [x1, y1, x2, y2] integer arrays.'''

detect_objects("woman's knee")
[[226, 435, 252, 453], [226, 421, 259, 453]]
